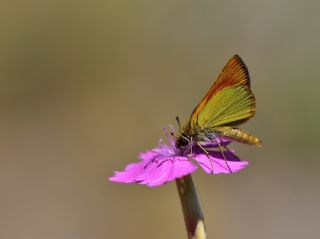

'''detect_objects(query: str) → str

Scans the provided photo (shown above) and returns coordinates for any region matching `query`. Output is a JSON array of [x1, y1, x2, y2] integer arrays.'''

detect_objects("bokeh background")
[[1, 1, 319, 239]]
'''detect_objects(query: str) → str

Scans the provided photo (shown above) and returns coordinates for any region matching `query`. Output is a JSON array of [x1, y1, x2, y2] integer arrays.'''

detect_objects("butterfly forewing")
[[198, 85, 255, 128], [188, 55, 255, 131], [189, 55, 251, 129]]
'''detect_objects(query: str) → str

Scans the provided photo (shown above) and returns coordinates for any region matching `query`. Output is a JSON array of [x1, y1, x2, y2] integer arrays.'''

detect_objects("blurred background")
[[0, 1, 319, 239]]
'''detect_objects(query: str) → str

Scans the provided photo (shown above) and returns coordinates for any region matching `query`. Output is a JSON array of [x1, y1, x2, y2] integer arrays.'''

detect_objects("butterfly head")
[[176, 133, 190, 148]]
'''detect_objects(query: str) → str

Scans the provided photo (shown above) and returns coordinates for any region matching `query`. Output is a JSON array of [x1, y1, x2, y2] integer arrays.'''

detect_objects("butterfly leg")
[[190, 137, 193, 155], [215, 138, 232, 173], [186, 137, 194, 162], [222, 143, 232, 154], [182, 136, 192, 157], [196, 142, 214, 174], [219, 138, 235, 158]]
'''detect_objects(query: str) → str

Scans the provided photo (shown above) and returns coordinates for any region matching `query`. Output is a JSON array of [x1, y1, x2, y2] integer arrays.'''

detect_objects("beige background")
[[0, 1, 319, 239]]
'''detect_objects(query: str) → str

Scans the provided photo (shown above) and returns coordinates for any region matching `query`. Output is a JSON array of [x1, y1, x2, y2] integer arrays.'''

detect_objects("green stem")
[[176, 174, 206, 239]]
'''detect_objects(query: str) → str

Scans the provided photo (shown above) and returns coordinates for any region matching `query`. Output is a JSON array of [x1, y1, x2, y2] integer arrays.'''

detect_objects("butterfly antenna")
[[176, 116, 182, 133]]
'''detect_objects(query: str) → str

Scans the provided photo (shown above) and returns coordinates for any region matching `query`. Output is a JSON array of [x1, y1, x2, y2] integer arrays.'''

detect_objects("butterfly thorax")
[[176, 126, 216, 148]]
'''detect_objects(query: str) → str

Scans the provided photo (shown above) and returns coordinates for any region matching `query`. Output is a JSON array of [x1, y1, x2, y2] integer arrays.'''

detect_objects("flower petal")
[[138, 143, 173, 161], [135, 156, 197, 186], [193, 151, 249, 174], [109, 161, 146, 184], [201, 137, 231, 147], [109, 143, 198, 187]]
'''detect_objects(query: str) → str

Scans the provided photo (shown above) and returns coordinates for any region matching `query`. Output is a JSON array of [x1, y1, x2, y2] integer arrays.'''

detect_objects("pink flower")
[[109, 129, 249, 187]]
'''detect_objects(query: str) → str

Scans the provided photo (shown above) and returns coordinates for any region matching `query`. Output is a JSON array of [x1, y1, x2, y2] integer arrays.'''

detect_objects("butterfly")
[[176, 55, 262, 162]]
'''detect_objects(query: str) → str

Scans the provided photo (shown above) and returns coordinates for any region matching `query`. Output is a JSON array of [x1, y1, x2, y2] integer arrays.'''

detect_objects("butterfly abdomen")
[[215, 127, 262, 146]]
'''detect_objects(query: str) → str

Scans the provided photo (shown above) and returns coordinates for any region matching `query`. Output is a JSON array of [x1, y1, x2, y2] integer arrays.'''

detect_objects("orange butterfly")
[[176, 55, 262, 162]]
